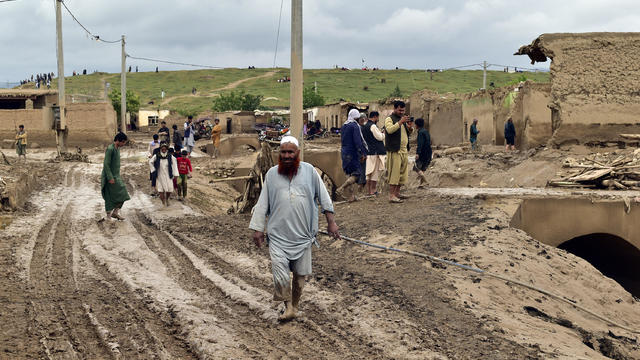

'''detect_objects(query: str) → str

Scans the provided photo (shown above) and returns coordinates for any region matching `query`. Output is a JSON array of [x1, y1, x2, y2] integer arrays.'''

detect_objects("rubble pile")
[[549, 149, 640, 189], [50, 151, 90, 163]]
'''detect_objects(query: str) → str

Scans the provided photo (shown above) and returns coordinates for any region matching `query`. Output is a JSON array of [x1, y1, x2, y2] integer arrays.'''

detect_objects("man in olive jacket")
[[384, 100, 413, 203]]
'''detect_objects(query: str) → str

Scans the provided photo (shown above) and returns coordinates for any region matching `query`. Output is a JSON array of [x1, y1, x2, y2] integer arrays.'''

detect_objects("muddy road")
[[2, 155, 640, 359]]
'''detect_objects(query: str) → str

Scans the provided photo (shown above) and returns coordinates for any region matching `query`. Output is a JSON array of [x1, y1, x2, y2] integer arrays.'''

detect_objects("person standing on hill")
[[15, 125, 27, 162], [335, 109, 368, 201], [470, 118, 479, 151], [361, 111, 386, 195], [504, 118, 516, 151], [184, 116, 196, 155], [384, 100, 413, 203], [249, 136, 340, 321], [211, 118, 222, 158], [101, 132, 130, 221]]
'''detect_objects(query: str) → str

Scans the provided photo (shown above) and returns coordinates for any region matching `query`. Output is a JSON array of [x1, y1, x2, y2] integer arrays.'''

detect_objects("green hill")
[[45, 68, 549, 114]]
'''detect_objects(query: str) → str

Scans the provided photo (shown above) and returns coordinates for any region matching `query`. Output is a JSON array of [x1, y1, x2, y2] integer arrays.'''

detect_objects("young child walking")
[[176, 150, 192, 201]]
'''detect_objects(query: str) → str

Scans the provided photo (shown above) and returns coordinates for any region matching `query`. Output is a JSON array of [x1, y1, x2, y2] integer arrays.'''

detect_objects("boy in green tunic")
[[101, 133, 130, 221]]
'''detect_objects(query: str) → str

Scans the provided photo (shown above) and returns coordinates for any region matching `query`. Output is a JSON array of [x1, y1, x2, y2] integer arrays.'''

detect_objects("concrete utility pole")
[[120, 35, 127, 133], [290, 0, 303, 159], [482, 60, 487, 90], [54, 0, 66, 152]]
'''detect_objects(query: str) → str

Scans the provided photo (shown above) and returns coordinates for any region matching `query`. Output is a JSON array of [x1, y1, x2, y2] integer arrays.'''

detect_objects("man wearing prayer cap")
[[250, 135, 340, 321]]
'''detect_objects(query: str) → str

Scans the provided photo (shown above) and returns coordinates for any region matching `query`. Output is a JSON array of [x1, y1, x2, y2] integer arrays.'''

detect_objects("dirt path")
[[161, 71, 276, 105], [2, 154, 639, 358]]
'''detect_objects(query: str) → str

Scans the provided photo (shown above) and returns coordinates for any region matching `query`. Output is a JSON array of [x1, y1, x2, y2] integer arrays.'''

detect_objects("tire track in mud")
[[130, 210, 377, 359], [27, 168, 112, 358], [136, 213, 390, 359], [24, 167, 198, 359]]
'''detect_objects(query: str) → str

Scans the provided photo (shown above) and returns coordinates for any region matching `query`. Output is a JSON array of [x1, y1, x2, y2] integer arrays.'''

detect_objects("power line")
[[272, 0, 284, 68], [488, 63, 547, 72], [441, 63, 482, 71], [59, 0, 120, 43], [126, 55, 225, 69]]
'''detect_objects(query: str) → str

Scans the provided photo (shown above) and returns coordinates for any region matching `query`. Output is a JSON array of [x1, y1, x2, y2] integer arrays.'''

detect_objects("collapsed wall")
[[409, 84, 552, 149], [516, 32, 640, 145]]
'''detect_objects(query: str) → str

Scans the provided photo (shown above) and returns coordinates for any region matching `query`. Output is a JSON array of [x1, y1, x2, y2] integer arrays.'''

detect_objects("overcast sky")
[[2, 0, 640, 84]]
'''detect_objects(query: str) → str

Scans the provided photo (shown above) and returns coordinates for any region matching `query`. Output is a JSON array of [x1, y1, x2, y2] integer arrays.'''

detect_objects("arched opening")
[[559, 233, 640, 298]]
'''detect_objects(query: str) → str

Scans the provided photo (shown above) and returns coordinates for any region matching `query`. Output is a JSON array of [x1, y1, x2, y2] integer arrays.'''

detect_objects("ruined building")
[[516, 32, 640, 146]]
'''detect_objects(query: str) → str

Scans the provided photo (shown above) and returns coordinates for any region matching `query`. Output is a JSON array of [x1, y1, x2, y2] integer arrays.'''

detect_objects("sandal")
[[389, 197, 403, 203]]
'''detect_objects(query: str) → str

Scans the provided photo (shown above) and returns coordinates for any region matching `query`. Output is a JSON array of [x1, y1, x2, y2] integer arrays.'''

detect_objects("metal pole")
[[290, 0, 303, 159], [482, 60, 487, 90], [55, 0, 66, 152], [120, 35, 126, 134]]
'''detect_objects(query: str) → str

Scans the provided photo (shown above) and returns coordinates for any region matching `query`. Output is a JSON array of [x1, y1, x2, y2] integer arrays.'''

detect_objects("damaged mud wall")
[[66, 103, 117, 147], [462, 94, 493, 145], [0, 103, 116, 148], [517, 33, 640, 146], [429, 100, 463, 146], [0, 108, 54, 146], [520, 83, 553, 148]]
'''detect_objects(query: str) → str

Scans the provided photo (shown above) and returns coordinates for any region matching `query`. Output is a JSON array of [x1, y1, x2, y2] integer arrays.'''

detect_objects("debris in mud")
[[549, 149, 640, 189], [49, 149, 90, 163]]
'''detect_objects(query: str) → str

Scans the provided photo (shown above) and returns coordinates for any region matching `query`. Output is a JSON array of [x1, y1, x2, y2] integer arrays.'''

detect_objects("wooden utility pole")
[[120, 35, 127, 133], [55, 0, 66, 152], [290, 0, 303, 159]]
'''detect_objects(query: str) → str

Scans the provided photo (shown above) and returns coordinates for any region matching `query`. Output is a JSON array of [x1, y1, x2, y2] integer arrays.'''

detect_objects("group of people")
[[336, 100, 432, 203], [20, 72, 53, 88]]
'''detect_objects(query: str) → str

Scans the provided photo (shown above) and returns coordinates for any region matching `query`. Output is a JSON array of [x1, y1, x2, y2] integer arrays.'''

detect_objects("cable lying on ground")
[[319, 230, 639, 335]]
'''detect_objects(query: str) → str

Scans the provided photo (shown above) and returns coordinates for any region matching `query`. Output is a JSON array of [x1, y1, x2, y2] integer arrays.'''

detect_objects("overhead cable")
[[126, 55, 225, 69], [272, 0, 284, 68], [60, 0, 120, 43]]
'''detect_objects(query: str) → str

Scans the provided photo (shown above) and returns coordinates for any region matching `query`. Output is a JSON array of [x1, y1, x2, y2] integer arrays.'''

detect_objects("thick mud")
[[1, 146, 640, 359]]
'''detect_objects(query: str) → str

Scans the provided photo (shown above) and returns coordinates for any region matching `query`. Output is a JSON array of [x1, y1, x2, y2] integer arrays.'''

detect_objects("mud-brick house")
[[516, 32, 640, 146], [315, 102, 369, 130], [0, 89, 117, 147]]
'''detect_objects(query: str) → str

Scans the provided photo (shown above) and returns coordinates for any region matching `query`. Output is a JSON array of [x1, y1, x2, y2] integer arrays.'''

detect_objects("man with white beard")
[[249, 136, 341, 321], [149, 143, 179, 206]]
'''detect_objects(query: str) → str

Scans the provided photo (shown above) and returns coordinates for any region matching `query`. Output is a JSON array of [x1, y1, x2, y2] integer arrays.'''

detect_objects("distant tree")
[[388, 84, 403, 98], [108, 89, 140, 120], [212, 90, 263, 111], [303, 85, 325, 108]]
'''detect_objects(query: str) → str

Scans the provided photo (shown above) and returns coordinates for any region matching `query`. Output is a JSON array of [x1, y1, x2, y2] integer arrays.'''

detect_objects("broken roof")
[[515, 32, 640, 64]]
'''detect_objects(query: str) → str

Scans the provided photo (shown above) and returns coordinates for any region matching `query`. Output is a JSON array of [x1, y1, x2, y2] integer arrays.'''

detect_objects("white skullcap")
[[280, 135, 299, 147]]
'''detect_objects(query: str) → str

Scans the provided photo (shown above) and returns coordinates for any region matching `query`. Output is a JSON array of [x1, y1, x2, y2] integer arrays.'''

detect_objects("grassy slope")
[[50, 68, 549, 114]]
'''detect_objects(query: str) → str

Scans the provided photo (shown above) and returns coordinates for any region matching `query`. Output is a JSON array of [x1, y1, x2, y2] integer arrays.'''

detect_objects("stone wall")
[[517, 32, 640, 145]]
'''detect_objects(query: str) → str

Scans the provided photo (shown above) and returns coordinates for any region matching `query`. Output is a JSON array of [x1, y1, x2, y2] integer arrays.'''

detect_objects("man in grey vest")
[[384, 101, 413, 203], [361, 111, 386, 195]]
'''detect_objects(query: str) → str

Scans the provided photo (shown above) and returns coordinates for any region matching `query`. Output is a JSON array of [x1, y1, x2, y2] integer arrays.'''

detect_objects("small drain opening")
[[559, 233, 640, 298], [511, 198, 640, 298]]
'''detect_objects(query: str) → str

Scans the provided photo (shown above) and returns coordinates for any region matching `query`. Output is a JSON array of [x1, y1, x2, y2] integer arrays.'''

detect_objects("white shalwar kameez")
[[249, 162, 334, 300], [149, 154, 179, 192]]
